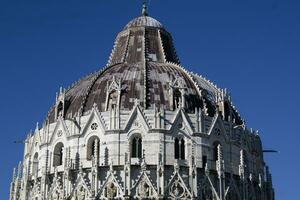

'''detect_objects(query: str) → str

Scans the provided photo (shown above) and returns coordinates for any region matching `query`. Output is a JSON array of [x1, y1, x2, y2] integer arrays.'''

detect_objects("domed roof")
[[45, 5, 242, 125], [123, 3, 164, 30], [47, 62, 204, 123], [123, 16, 164, 30]]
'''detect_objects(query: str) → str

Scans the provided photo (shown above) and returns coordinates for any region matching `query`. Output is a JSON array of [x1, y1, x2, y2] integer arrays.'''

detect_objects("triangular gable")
[[208, 114, 230, 142], [166, 170, 192, 199], [29, 131, 42, 155], [124, 106, 150, 133], [132, 171, 158, 199], [203, 172, 221, 200], [198, 177, 214, 199], [224, 176, 242, 200], [107, 76, 121, 93], [49, 117, 70, 144], [33, 130, 42, 146], [169, 109, 194, 136], [69, 172, 92, 198], [80, 106, 106, 137], [29, 180, 41, 199], [48, 177, 63, 199], [97, 170, 124, 199]]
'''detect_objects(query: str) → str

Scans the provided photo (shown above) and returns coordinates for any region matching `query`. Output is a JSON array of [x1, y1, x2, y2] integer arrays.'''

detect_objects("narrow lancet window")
[[107, 90, 118, 111], [53, 142, 64, 167], [131, 136, 142, 158], [174, 138, 180, 159], [213, 142, 221, 161], [56, 101, 64, 118], [174, 137, 185, 160], [180, 139, 185, 160], [173, 89, 182, 110], [33, 153, 39, 176], [87, 136, 100, 161]]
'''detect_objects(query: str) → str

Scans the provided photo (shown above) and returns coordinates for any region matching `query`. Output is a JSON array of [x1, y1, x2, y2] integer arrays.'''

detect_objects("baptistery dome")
[[10, 4, 274, 200], [46, 8, 241, 125]]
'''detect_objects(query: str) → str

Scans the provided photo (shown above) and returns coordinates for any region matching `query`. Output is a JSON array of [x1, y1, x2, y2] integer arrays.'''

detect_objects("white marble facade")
[[10, 4, 274, 200], [10, 104, 275, 200]]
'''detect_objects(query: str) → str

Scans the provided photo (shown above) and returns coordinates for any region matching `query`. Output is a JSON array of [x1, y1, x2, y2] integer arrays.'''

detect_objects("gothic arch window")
[[174, 137, 185, 160], [56, 101, 64, 118], [87, 136, 100, 161], [202, 155, 207, 168], [224, 101, 230, 121], [53, 142, 64, 167], [33, 153, 39, 176], [107, 90, 118, 111], [131, 135, 142, 158], [173, 89, 182, 110], [213, 142, 221, 161]]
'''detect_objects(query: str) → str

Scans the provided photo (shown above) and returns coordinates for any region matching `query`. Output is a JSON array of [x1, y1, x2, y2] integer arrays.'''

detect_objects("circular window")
[[91, 123, 98, 130], [178, 123, 184, 129]]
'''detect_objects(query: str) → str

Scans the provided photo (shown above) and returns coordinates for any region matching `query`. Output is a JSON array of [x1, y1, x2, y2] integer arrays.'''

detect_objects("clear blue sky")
[[0, 0, 299, 199]]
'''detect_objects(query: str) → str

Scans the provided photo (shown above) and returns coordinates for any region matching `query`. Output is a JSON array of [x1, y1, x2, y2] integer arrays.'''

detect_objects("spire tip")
[[142, 2, 148, 16]]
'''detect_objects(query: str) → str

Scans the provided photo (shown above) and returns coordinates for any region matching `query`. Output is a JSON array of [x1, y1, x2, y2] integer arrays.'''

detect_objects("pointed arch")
[[56, 101, 64, 118], [212, 141, 221, 161], [166, 172, 192, 199], [53, 142, 64, 167], [132, 172, 158, 199], [107, 90, 119, 111], [131, 135, 142, 158], [173, 88, 182, 110], [32, 152, 39, 176], [86, 136, 100, 161], [97, 172, 124, 199], [174, 137, 185, 160], [224, 101, 231, 121]]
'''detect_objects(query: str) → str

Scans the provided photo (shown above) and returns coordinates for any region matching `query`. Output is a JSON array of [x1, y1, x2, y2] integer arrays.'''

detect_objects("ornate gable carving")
[[208, 113, 230, 143], [132, 162, 158, 199], [69, 169, 92, 200], [49, 117, 70, 144], [98, 165, 124, 199], [124, 105, 150, 134], [29, 126, 42, 155], [169, 109, 194, 136], [105, 76, 122, 111], [48, 174, 64, 200], [166, 165, 192, 199], [168, 76, 187, 110], [28, 180, 41, 199], [81, 104, 107, 136]]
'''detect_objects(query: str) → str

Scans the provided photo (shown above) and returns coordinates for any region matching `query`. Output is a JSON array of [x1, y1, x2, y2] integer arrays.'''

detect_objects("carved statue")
[[51, 190, 62, 200], [77, 186, 86, 200], [106, 182, 117, 199], [138, 182, 150, 198]]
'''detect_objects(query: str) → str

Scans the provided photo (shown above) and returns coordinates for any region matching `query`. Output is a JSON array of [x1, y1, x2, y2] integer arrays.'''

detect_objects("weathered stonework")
[[10, 4, 274, 200]]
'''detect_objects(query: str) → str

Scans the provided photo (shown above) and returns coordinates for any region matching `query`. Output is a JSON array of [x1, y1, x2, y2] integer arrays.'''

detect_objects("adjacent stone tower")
[[10, 4, 274, 200]]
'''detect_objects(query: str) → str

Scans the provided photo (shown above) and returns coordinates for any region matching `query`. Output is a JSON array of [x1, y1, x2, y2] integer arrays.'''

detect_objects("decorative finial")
[[142, 1, 148, 16]]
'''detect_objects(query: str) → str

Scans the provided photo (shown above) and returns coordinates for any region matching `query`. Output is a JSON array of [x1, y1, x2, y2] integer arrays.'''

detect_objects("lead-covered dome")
[[124, 3, 164, 30], [124, 16, 164, 30], [46, 7, 242, 125]]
